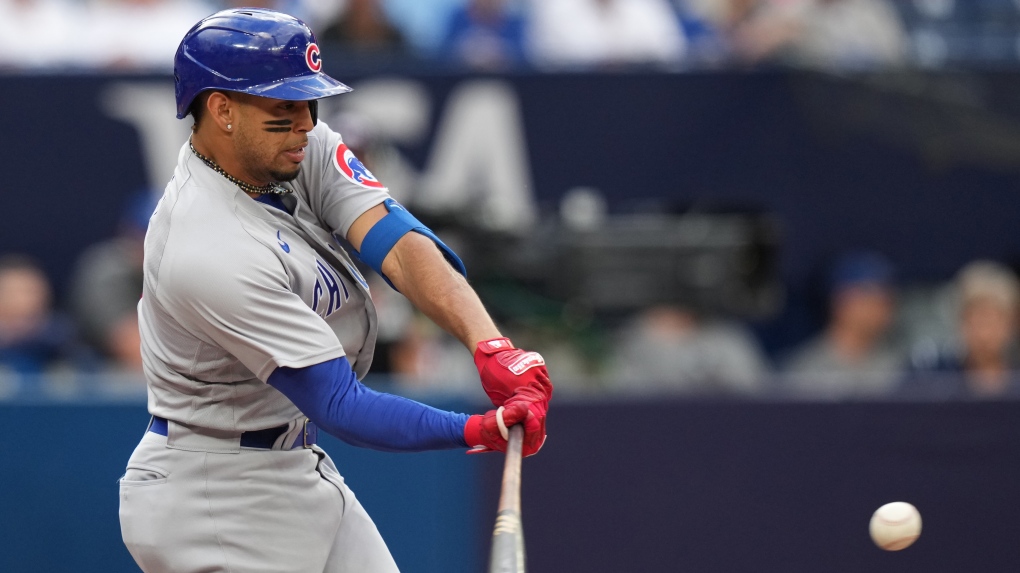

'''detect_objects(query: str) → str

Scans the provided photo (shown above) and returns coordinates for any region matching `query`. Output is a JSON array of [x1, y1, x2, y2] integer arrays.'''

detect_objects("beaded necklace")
[[190, 141, 291, 195]]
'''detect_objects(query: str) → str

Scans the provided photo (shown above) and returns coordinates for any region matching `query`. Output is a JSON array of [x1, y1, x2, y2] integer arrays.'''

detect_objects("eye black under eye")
[[263, 118, 293, 132]]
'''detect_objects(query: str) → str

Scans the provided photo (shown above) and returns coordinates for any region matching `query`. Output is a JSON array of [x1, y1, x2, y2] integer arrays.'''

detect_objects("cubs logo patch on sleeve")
[[333, 143, 385, 189]]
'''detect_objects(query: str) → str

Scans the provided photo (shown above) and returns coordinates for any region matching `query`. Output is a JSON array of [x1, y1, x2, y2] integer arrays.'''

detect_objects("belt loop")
[[302, 418, 312, 449]]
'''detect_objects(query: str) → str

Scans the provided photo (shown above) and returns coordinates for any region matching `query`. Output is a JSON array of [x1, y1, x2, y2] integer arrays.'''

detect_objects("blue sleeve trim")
[[353, 199, 467, 290], [267, 357, 470, 452]]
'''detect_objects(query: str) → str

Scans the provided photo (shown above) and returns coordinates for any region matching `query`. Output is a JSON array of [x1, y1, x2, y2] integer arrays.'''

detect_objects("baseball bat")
[[488, 424, 525, 573]]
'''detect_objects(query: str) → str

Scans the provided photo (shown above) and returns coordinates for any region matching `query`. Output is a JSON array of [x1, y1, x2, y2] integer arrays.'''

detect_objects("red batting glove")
[[464, 401, 546, 457], [474, 337, 554, 408]]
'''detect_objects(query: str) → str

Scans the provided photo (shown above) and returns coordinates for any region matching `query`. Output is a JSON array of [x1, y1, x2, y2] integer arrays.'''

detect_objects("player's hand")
[[464, 401, 545, 457], [474, 337, 554, 408]]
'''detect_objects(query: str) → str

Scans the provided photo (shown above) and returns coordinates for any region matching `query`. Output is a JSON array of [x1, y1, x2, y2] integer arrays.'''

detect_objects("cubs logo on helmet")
[[305, 43, 321, 72], [333, 143, 385, 189]]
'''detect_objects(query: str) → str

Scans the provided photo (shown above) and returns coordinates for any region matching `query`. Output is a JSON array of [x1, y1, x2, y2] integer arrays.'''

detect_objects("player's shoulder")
[[153, 185, 285, 288], [311, 119, 339, 140], [154, 217, 286, 310], [310, 120, 340, 142], [175, 193, 280, 255], [303, 121, 342, 161]]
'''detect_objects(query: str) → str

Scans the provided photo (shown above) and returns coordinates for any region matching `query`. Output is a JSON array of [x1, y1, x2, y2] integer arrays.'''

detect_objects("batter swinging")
[[118, 9, 552, 573]]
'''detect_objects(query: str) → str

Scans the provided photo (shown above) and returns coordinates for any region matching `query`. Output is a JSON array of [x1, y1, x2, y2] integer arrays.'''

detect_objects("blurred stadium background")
[[5, 0, 1020, 571]]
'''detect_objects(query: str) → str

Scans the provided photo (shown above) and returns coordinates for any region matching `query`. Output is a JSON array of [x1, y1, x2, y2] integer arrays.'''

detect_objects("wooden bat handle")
[[489, 424, 525, 573]]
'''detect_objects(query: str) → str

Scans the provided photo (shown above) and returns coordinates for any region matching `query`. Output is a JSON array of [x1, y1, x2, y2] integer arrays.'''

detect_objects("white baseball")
[[869, 501, 922, 551]]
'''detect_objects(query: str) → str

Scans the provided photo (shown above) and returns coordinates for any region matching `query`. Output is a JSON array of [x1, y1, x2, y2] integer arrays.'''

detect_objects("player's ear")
[[206, 91, 235, 134]]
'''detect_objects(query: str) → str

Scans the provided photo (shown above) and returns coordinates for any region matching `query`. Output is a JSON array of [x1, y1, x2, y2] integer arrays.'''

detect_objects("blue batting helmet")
[[173, 8, 351, 119]]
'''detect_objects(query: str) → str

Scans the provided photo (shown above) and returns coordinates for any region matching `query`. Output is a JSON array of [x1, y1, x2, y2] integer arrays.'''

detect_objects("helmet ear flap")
[[309, 100, 318, 126]]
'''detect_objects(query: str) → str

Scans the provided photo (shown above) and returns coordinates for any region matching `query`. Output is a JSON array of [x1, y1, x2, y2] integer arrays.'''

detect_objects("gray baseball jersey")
[[139, 121, 390, 432], [122, 121, 403, 573]]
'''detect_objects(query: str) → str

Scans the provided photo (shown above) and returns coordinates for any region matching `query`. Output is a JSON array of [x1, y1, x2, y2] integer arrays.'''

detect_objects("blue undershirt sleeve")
[[267, 357, 470, 452]]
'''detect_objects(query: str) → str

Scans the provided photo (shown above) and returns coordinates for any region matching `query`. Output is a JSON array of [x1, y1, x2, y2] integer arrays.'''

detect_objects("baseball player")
[[117, 8, 552, 573]]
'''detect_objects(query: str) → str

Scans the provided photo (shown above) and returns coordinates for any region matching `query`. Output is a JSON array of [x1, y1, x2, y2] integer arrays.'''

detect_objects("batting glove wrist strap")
[[464, 402, 547, 457], [466, 403, 523, 454], [475, 337, 515, 356]]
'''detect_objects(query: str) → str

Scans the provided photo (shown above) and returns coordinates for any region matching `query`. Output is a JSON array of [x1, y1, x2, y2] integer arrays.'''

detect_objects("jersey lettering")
[[311, 259, 350, 318]]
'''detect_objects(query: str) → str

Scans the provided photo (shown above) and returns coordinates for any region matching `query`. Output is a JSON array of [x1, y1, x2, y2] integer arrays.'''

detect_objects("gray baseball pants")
[[119, 422, 400, 573]]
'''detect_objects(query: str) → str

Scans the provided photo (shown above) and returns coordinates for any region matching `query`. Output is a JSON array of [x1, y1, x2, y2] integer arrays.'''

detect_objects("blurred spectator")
[[67, 191, 155, 372], [507, 326, 592, 393], [370, 262, 591, 395], [527, 0, 687, 70], [782, 252, 904, 397], [0, 255, 80, 375], [367, 272, 417, 376], [318, 0, 408, 56], [606, 305, 769, 395], [0, 0, 212, 71], [438, 0, 527, 70], [673, 0, 732, 67], [367, 271, 478, 392], [78, 0, 214, 71], [387, 313, 479, 392], [0, 0, 83, 70], [220, 0, 345, 31], [730, 0, 908, 70], [384, 0, 466, 54], [907, 261, 1020, 398]]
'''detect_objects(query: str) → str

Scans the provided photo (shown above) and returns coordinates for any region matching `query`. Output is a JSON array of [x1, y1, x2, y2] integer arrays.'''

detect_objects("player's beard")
[[268, 165, 301, 183], [234, 129, 302, 183]]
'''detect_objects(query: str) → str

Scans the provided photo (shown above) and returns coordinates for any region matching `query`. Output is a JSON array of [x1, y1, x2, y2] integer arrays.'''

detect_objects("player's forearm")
[[268, 357, 470, 451], [383, 232, 501, 349]]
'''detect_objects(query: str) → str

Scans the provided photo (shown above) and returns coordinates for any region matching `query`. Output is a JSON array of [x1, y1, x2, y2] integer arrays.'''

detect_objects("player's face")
[[232, 95, 315, 184]]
